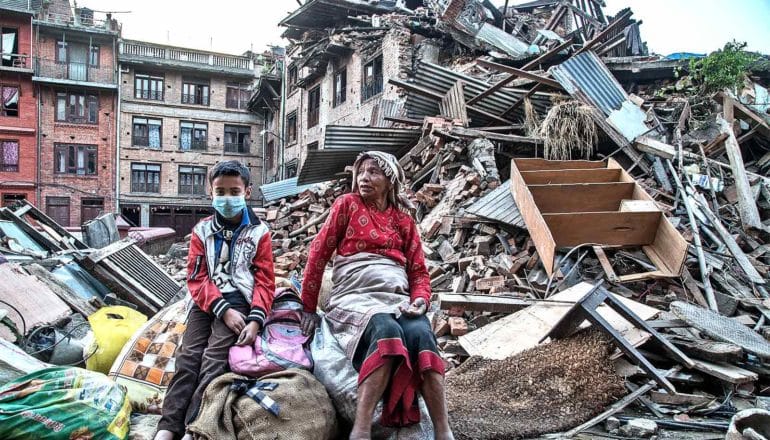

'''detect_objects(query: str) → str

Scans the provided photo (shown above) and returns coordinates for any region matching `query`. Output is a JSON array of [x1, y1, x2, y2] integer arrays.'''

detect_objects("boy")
[[155, 160, 275, 440]]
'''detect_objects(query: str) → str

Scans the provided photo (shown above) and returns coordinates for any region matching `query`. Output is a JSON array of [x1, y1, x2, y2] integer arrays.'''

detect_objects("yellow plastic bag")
[[87, 306, 147, 374]]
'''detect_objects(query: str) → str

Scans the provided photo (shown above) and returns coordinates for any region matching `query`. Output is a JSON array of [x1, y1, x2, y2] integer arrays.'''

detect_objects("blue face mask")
[[212, 195, 246, 219]]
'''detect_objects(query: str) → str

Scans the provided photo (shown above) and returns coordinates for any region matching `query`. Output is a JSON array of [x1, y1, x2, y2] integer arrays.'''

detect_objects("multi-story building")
[[0, 0, 37, 207], [117, 40, 262, 236], [32, 0, 120, 226], [249, 46, 284, 184]]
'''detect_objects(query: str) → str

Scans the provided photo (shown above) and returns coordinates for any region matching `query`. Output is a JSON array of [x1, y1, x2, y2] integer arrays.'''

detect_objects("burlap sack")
[[188, 368, 337, 440]]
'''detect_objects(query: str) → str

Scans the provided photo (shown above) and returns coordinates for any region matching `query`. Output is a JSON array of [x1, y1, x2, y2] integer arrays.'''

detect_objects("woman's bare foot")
[[349, 427, 371, 440], [153, 430, 174, 440]]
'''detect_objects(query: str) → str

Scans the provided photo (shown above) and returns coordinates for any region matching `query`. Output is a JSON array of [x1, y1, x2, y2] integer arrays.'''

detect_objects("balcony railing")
[[35, 58, 115, 84], [181, 93, 209, 106], [180, 140, 207, 151], [1, 53, 32, 70], [135, 89, 164, 100], [36, 10, 120, 33], [121, 41, 253, 71], [362, 76, 384, 101], [224, 141, 250, 154]]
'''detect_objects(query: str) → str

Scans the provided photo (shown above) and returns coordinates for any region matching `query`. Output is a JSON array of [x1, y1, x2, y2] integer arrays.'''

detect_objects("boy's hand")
[[301, 311, 320, 336], [223, 308, 247, 335], [236, 321, 261, 346]]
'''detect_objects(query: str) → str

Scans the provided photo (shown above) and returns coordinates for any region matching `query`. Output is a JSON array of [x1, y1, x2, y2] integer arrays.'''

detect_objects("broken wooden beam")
[[438, 293, 533, 314], [717, 115, 762, 230], [450, 127, 542, 144], [475, 59, 562, 89]]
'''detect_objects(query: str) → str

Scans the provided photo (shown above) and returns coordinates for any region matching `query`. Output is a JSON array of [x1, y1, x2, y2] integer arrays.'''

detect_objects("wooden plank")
[[439, 80, 469, 127], [513, 158, 607, 171], [718, 116, 762, 230], [467, 38, 574, 106], [450, 127, 542, 144], [593, 246, 619, 283], [476, 59, 562, 89], [459, 281, 659, 359], [520, 168, 621, 184], [544, 211, 661, 247], [438, 293, 532, 314], [649, 391, 714, 406], [528, 182, 636, 213], [690, 359, 758, 384], [510, 159, 558, 274]]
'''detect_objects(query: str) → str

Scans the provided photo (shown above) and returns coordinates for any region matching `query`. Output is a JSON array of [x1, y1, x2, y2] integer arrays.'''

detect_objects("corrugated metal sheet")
[[404, 61, 553, 125], [0, 0, 38, 13], [298, 145, 404, 185], [549, 51, 651, 141], [371, 99, 405, 128], [259, 177, 321, 203], [549, 51, 628, 117], [476, 23, 532, 59], [324, 125, 420, 149], [465, 180, 525, 228]]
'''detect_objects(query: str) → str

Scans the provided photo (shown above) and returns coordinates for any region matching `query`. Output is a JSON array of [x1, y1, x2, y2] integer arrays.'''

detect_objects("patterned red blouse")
[[301, 193, 431, 313]]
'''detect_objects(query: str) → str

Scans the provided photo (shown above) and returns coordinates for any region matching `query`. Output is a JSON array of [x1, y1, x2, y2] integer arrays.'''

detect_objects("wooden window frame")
[[178, 165, 207, 196], [0, 84, 19, 117], [287, 111, 297, 144], [0, 139, 19, 172], [307, 85, 320, 128], [181, 79, 210, 106], [55, 91, 98, 124], [179, 121, 208, 151], [131, 163, 161, 193], [54, 143, 98, 176], [132, 117, 162, 148], [134, 73, 164, 100], [362, 54, 384, 101], [333, 68, 347, 107]]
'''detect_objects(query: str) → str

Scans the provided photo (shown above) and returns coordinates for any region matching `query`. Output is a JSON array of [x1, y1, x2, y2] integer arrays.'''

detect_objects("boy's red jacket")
[[187, 210, 275, 326]]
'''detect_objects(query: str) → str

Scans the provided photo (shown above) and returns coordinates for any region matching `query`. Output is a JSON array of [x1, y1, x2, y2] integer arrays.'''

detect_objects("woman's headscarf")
[[352, 150, 415, 216]]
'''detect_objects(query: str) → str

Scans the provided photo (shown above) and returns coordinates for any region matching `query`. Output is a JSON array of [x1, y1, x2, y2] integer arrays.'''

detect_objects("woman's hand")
[[399, 297, 427, 318], [301, 311, 321, 336], [235, 321, 261, 346]]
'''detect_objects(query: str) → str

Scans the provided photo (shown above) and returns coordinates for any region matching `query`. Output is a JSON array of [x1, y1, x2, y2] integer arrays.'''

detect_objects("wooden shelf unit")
[[511, 158, 688, 279]]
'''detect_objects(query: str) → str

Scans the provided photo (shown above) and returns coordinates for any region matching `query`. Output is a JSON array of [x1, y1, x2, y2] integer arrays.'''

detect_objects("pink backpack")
[[228, 287, 314, 377]]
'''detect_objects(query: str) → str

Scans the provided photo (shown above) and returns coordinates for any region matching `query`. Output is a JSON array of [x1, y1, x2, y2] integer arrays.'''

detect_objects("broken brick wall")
[[282, 26, 415, 171]]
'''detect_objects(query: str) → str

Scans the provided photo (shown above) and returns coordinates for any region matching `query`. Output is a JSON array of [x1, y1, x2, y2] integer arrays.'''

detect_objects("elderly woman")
[[300, 151, 453, 440]]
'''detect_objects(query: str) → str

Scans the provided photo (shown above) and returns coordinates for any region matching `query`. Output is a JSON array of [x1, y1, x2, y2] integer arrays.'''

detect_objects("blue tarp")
[[665, 52, 706, 60]]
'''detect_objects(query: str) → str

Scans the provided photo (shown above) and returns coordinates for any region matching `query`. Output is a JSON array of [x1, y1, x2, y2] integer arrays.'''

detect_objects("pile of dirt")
[[446, 330, 626, 439]]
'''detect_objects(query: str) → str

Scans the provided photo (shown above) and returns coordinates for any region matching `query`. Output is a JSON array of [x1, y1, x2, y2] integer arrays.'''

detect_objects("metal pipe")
[[115, 55, 122, 212]]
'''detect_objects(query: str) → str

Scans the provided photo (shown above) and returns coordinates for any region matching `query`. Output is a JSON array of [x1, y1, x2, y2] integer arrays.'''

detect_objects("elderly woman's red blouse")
[[301, 193, 432, 313]]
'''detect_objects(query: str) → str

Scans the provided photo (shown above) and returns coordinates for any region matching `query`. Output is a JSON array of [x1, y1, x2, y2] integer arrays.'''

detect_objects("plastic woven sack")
[[0, 366, 131, 440], [87, 306, 148, 374], [108, 299, 191, 413]]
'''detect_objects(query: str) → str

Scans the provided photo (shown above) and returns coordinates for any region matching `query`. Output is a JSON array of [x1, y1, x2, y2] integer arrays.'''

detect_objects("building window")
[[180, 121, 207, 150], [307, 141, 319, 151], [46, 196, 70, 227], [89, 45, 99, 67], [1, 27, 20, 67], [226, 83, 250, 109], [333, 68, 347, 107], [182, 79, 209, 106], [132, 117, 162, 148], [285, 160, 298, 178], [134, 73, 164, 100], [362, 55, 383, 101], [308, 85, 320, 128], [288, 65, 298, 93], [224, 125, 251, 154], [178, 165, 207, 195], [55, 42, 97, 81], [81, 197, 104, 222], [0, 140, 19, 172], [287, 111, 297, 143], [2, 193, 25, 207], [1, 85, 19, 117], [131, 163, 161, 193], [55, 91, 98, 124], [54, 144, 97, 175], [266, 140, 275, 170]]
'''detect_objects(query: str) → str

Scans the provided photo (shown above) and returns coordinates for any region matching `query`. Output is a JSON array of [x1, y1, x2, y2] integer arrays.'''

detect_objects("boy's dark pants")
[[157, 303, 250, 436]]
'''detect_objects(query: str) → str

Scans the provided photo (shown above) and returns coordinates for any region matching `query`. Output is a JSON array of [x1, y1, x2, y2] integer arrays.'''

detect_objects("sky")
[[91, 0, 770, 56]]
